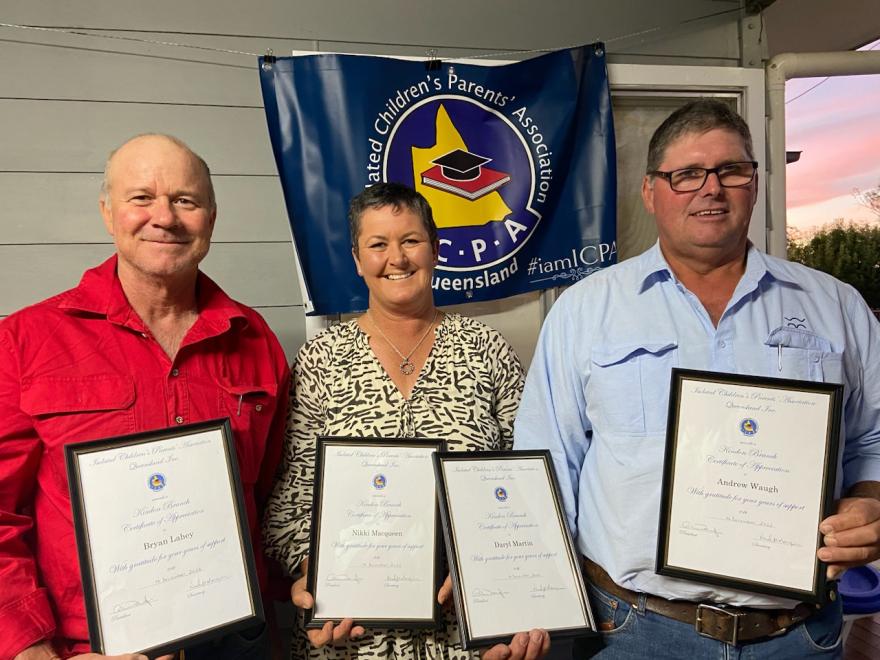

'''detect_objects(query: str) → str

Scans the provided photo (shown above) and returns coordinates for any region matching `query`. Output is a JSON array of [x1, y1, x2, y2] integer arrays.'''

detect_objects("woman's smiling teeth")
[[385, 272, 413, 280]]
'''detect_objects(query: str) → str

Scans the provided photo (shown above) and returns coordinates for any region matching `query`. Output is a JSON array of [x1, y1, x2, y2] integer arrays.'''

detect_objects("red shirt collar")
[[58, 255, 248, 340]]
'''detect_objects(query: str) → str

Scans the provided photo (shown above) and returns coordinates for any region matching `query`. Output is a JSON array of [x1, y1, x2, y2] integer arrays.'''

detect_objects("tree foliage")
[[787, 221, 880, 308]]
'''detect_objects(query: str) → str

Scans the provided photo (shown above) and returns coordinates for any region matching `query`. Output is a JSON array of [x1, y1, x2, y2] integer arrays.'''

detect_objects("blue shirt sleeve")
[[839, 286, 880, 490], [514, 288, 591, 537]]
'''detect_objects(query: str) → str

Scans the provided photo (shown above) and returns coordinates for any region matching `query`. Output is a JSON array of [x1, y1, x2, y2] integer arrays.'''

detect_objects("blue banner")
[[260, 45, 616, 315]]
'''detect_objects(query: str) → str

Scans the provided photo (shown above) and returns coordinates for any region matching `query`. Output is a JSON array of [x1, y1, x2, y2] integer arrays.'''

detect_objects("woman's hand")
[[437, 574, 453, 607], [291, 559, 365, 647]]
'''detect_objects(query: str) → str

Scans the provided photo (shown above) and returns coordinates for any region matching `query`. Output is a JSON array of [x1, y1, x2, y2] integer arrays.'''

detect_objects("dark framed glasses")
[[649, 161, 758, 192]]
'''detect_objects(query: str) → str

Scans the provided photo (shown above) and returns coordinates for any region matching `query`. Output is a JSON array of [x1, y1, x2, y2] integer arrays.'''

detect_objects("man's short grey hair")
[[101, 133, 216, 210], [646, 99, 755, 174], [348, 182, 438, 251]]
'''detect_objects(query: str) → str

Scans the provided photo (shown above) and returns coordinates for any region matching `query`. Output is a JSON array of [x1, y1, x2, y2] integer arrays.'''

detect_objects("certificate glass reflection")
[[657, 369, 843, 602]]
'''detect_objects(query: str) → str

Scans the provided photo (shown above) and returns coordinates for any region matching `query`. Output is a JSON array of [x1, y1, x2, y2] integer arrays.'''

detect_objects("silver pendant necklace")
[[368, 310, 439, 375]]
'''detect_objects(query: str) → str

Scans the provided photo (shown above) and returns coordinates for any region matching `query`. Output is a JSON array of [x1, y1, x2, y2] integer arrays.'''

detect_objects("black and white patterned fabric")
[[263, 313, 524, 659]]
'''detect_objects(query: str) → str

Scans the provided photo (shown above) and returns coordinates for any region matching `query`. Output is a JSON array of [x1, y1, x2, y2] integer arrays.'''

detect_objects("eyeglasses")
[[649, 161, 758, 192]]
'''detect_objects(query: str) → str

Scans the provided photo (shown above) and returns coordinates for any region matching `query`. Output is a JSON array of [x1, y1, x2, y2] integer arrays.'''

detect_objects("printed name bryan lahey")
[[144, 530, 195, 550]]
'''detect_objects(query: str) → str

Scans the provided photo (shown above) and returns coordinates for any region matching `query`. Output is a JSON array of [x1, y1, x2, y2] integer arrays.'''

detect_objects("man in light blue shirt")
[[515, 100, 880, 658]]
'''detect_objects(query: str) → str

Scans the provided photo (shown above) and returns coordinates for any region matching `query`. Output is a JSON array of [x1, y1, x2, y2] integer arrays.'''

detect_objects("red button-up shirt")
[[0, 256, 290, 658]]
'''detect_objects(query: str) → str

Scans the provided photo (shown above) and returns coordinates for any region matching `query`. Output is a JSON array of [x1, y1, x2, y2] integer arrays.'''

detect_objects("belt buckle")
[[695, 603, 742, 645]]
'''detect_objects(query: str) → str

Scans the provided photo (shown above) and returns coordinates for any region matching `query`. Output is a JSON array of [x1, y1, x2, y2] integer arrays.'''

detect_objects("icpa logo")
[[385, 96, 541, 272], [148, 473, 166, 491], [372, 474, 387, 490], [494, 486, 508, 502], [740, 418, 758, 436]]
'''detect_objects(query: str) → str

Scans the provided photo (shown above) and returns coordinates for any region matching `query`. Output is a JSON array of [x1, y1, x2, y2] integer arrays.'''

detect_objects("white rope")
[[0, 22, 261, 57]]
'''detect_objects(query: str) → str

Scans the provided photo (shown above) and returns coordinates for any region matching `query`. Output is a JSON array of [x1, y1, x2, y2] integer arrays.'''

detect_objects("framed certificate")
[[657, 369, 844, 603], [433, 451, 595, 650], [306, 437, 445, 628], [65, 418, 263, 656]]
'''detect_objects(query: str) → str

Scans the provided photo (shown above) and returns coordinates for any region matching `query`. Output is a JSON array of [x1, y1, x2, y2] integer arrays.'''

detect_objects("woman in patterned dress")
[[263, 183, 549, 660]]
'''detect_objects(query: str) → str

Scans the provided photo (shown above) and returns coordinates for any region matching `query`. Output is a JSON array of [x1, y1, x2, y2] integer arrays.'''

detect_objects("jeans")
[[584, 583, 843, 659], [184, 621, 270, 660]]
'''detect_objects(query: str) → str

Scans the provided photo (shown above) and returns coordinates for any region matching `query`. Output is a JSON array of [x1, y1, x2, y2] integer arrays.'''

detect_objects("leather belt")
[[582, 558, 818, 645]]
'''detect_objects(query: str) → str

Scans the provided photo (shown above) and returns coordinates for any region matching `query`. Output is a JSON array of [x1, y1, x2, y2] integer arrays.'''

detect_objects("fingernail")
[[818, 548, 831, 560], [819, 524, 832, 534], [530, 630, 543, 644]]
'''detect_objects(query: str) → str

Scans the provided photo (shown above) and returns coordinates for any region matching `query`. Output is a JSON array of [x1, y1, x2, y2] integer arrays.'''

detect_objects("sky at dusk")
[[785, 38, 880, 232]]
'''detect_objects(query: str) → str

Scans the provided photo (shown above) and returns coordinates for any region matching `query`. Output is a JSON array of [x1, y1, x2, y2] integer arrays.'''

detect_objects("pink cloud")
[[785, 68, 880, 209], [786, 41, 880, 208]]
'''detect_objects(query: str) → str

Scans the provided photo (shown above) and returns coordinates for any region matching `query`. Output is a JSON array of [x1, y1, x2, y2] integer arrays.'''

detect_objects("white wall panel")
[[0, 173, 291, 243], [0, 30, 337, 105], [200, 243, 301, 307], [0, 100, 274, 175], [257, 305, 307, 362]]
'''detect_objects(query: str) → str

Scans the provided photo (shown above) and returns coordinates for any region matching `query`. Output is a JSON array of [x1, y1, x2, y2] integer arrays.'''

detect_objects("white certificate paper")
[[68, 421, 259, 654], [437, 453, 593, 647], [661, 371, 841, 599], [309, 439, 441, 625]]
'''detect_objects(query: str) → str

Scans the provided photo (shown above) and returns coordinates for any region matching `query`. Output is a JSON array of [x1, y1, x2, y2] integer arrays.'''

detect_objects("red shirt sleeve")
[[0, 325, 57, 658], [256, 355, 290, 512]]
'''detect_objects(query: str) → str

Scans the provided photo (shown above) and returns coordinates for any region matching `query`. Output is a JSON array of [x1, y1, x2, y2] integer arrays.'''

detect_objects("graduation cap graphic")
[[421, 148, 511, 201]]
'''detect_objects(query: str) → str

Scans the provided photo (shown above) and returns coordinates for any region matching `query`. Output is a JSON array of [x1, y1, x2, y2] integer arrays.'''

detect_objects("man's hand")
[[818, 495, 880, 579], [437, 577, 550, 659], [481, 629, 550, 660], [14, 641, 174, 660], [291, 559, 364, 648]]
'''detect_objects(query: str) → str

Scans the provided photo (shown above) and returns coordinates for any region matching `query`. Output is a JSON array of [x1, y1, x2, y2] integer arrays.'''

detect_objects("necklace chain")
[[368, 310, 439, 375]]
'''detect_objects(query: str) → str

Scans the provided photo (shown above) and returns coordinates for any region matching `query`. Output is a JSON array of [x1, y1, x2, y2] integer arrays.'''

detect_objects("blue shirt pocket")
[[589, 340, 678, 436], [763, 328, 843, 384]]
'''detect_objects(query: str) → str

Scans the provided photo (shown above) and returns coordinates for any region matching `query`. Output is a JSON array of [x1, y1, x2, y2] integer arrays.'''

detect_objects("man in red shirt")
[[0, 134, 290, 659]]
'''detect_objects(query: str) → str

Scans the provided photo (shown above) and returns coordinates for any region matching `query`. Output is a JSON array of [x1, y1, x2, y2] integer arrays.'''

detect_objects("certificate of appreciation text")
[[66, 419, 262, 655], [658, 369, 842, 602], [434, 451, 594, 649], [307, 438, 443, 627]]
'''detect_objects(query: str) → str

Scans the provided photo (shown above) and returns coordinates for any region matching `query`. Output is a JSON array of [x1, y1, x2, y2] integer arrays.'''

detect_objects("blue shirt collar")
[[637, 241, 802, 295]]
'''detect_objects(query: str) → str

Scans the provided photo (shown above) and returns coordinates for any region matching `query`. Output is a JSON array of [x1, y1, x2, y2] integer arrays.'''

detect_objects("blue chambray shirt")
[[514, 242, 880, 607]]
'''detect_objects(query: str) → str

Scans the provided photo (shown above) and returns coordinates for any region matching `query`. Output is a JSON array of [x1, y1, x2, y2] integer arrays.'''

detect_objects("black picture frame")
[[305, 437, 445, 629], [657, 368, 844, 603], [433, 450, 596, 650], [65, 418, 263, 657]]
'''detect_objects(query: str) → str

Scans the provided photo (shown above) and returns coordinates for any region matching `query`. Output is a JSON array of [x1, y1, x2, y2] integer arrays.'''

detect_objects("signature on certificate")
[[679, 520, 722, 537], [530, 583, 566, 598], [325, 573, 364, 585], [472, 587, 510, 600], [111, 595, 155, 614]]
